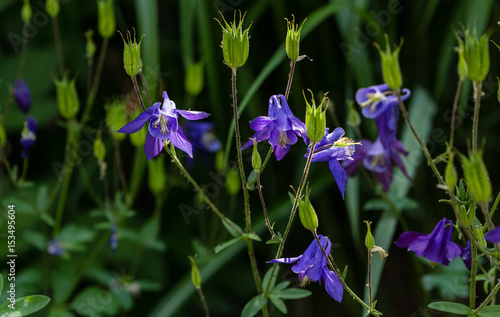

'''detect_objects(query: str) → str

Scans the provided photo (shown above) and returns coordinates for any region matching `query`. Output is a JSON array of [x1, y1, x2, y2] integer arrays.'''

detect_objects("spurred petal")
[[144, 132, 164, 161], [249, 116, 273, 131], [170, 126, 193, 157], [175, 109, 210, 120], [355, 84, 389, 105], [241, 124, 274, 150], [329, 158, 348, 198], [323, 268, 343, 303], [117, 111, 154, 134]]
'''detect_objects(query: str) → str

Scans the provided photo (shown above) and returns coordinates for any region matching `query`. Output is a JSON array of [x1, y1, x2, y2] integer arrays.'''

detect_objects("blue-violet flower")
[[20, 116, 37, 159], [47, 239, 63, 256], [13, 79, 32, 113], [485, 226, 500, 243], [343, 137, 410, 192], [306, 127, 356, 198], [396, 218, 461, 266], [355, 84, 410, 149], [117, 91, 210, 160], [183, 121, 221, 169], [241, 94, 307, 161], [268, 235, 343, 302]]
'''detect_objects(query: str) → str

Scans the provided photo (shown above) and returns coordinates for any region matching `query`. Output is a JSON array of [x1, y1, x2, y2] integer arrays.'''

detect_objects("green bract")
[[445, 157, 458, 192], [285, 15, 306, 62], [54, 75, 79, 120], [119, 29, 144, 78], [97, 0, 115, 39], [374, 34, 403, 91], [216, 11, 251, 71], [303, 90, 328, 143]]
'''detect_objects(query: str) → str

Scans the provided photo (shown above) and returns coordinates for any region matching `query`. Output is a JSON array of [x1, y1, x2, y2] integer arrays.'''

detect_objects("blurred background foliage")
[[1, 0, 500, 316]]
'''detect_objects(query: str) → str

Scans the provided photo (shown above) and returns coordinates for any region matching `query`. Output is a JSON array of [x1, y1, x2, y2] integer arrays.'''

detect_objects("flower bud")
[[285, 15, 306, 62], [464, 25, 491, 82], [461, 150, 491, 203], [21, 0, 32, 24], [20, 116, 37, 159], [148, 157, 166, 195], [445, 156, 458, 192], [97, 0, 115, 39], [54, 75, 79, 120], [105, 100, 127, 141], [129, 110, 147, 147], [0, 124, 7, 147], [455, 46, 468, 81], [298, 186, 318, 231], [364, 220, 375, 250], [93, 135, 106, 161], [13, 79, 31, 113], [216, 11, 251, 71], [303, 90, 328, 143], [119, 30, 144, 78], [226, 166, 240, 196], [188, 256, 202, 288], [374, 34, 403, 91], [251, 139, 261, 171], [84, 29, 96, 60], [347, 100, 361, 128], [185, 60, 204, 97], [46, 0, 59, 18]]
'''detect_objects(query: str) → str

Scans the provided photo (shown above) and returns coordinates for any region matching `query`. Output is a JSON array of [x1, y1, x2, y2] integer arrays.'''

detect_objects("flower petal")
[[249, 116, 273, 131], [485, 227, 500, 243], [170, 126, 194, 157], [267, 256, 301, 264], [175, 109, 210, 120], [144, 132, 164, 161], [323, 268, 343, 303], [117, 111, 153, 134], [328, 158, 348, 198], [395, 231, 425, 248], [273, 144, 290, 161], [241, 123, 274, 150]]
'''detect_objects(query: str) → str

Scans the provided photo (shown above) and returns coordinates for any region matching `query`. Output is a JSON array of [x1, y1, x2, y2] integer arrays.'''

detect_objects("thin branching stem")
[[472, 81, 482, 155]]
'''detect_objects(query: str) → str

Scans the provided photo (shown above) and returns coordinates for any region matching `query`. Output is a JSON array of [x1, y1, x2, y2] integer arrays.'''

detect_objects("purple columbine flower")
[[268, 235, 343, 302], [306, 127, 356, 198], [460, 241, 471, 270], [117, 91, 210, 160], [343, 137, 410, 192], [485, 227, 500, 243], [47, 239, 63, 256], [13, 79, 32, 113], [183, 121, 221, 169], [241, 94, 307, 161], [396, 218, 462, 266], [355, 84, 410, 150], [20, 116, 37, 159]]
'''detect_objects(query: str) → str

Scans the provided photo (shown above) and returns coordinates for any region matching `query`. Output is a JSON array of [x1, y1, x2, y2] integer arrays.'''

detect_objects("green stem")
[[77, 163, 103, 207], [256, 170, 277, 239], [259, 148, 274, 175], [82, 38, 109, 123], [449, 79, 463, 149], [18, 157, 29, 185], [472, 81, 482, 155], [113, 140, 128, 198], [284, 60, 296, 100], [367, 249, 373, 307], [16, 23, 30, 78], [196, 287, 210, 317], [473, 279, 500, 315], [132, 76, 147, 112], [470, 243, 477, 310], [126, 147, 146, 207], [139, 70, 153, 106], [52, 16, 65, 76]]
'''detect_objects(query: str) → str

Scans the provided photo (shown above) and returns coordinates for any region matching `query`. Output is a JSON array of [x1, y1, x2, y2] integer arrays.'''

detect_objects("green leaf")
[[269, 295, 287, 314], [71, 287, 119, 316], [363, 199, 388, 211], [222, 218, 244, 238], [241, 295, 267, 317], [478, 305, 500, 316], [262, 267, 279, 295], [428, 301, 471, 315], [36, 185, 49, 211], [214, 237, 241, 254], [275, 288, 312, 300], [265, 238, 281, 245], [244, 233, 261, 242], [0, 295, 51, 316], [342, 265, 348, 280], [272, 281, 290, 294]]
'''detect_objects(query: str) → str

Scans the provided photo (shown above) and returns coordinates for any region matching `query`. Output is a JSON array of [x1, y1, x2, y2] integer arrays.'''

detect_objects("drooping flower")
[[343, 137, 410, 192], [485, 227, 500, 243], [13, 79, 31, 113], [267, 235, 343, 302], [183, 121, 221, 169], [117, 91, 210, 160], [20, 116, 37, 159], [396, 218, 462, 266], [241, 94, 307, 161], [306, 127, 356, 198], [47, 239, 63, 256], [355, 84, 410, 149]]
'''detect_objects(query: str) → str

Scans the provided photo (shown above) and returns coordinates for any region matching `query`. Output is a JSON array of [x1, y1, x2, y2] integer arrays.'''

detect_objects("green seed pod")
[[46, 0, 59, 18], [105, 100, 127, 141], [97, 0, 115, 39], [54, 75, 80, 120], [303, 90, 328, 143], [185, 60, 204, 97], [461, 150, 491, 203], [119, 30, 144, 78], [21, 0, 32, 24], [148, 157, 166, 195], [188, 256, 202, 288], [374, 34, 403, 91], [251, 139, 262, 171], [93, 135, 106, 161], [445, 157, 458, 192], [226, 166, 240, 196], [364, 220, 375, 250], [216, 11, 251, 71], [84, 29, 96, 60], [298, 186, 318, 231], [285, 15, 306, 62], [464, 25, 491, 82]]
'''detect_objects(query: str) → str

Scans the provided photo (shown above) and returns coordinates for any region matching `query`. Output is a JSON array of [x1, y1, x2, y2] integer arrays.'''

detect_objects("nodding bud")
[[364, 220, 375, 250], [13, 79, 31, 113], [303, 89, 328, 143], [251, 139, 262, 171], [460, 150, 491, 203], [46, 0, 59, 18], [445, 155, 458, 192], [93, 134, 106, 161], [285, 15, 306, 62], [185, 60, 204, 97], [97, 0, 116, 39], [54, 75, 79, 120], [463, 24, 491, 82], [21, 0, 32, 24], [188, 256, 202, 288], [374, 34, 403, 91], [119, 29, 144, 78], [298, 185, 318, 231], [216, 11, 251, 72]]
